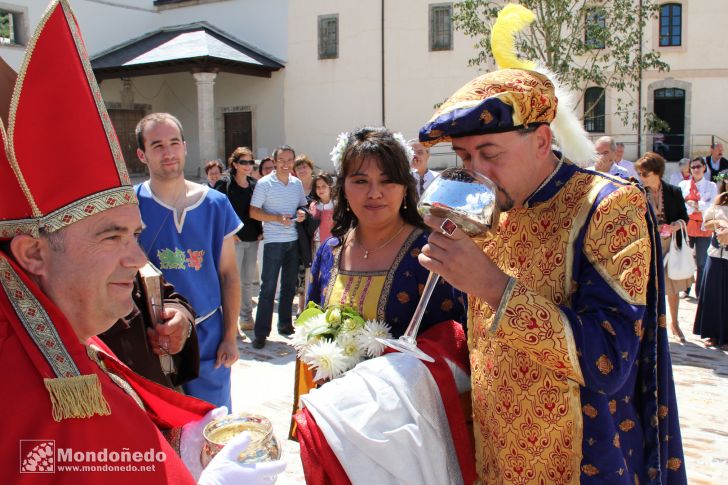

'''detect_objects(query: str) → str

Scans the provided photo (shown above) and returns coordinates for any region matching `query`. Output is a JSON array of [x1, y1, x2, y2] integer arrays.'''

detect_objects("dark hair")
[[135, 112, 185, 150], [272, 145, 296, 161], [294, 154, 315, 172], [330, 127, 425, 243], [311, 172, 334, 202], [692, 156, 707, 168], [227, 146, 254, 175], [204, 159, 224, 175], [634, 151, 666, 178], [258, 157, 274, 176]]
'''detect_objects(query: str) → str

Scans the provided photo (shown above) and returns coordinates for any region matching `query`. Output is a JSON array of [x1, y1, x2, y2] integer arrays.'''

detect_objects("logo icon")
[[20, 440, 55, 473]]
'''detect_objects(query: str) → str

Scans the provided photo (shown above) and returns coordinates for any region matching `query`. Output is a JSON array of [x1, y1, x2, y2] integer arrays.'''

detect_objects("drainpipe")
[[637, 0, 643, 157], [381, 0, 385, 126]]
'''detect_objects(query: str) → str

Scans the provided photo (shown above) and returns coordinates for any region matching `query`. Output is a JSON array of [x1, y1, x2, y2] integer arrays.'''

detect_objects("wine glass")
[[377, 168, 499, 362]]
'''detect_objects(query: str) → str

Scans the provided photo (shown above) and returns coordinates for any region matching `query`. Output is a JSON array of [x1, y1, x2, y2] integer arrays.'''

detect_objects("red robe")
[[0, 252, 213, 482]]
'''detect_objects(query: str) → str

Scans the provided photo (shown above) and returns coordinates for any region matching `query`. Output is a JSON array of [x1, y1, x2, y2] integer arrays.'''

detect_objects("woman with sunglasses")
[[679, 156, 718, 298], [635, 152, 690, 342], [217, 147, 263, 334]]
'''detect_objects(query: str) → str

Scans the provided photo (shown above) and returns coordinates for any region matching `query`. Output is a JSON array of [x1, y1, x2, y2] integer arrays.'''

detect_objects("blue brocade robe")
[[469, 161, 685, 484], [307, 228, 467, 337]]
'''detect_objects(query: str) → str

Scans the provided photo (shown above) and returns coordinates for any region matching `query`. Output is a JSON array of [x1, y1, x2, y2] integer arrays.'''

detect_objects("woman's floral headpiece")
[[330, 131, 415, 174]]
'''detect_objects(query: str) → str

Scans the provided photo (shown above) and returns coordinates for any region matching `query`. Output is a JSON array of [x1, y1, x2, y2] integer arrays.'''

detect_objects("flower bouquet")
[[292, 302, 393, 382]]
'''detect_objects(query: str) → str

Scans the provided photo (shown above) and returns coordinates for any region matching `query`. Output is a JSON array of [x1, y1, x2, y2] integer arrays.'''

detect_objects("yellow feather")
[[490, 4, 536, 70]]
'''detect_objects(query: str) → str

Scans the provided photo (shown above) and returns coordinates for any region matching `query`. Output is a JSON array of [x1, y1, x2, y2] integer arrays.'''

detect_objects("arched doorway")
[[654, 87, 685, 161]]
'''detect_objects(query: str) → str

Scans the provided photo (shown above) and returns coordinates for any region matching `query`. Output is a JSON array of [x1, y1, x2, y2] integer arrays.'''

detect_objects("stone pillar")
[[193, 71, 217, 177]]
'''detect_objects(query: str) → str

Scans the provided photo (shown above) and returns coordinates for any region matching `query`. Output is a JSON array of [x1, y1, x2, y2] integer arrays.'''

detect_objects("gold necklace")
[[356, 224, 407, 259]]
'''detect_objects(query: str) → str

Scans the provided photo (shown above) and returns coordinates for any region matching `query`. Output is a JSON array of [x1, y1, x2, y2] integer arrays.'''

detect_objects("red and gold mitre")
[[0, 0, 136, 240]]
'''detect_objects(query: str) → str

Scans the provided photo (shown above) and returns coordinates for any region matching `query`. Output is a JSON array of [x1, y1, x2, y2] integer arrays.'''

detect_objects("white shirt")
[[412, 169, 438, 197], [617, 159, 637, 178], [679, 177, 718, 216], [586, 163, 630, 180]]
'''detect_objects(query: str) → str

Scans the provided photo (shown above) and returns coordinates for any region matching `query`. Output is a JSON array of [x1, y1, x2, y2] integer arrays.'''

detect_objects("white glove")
[[181, 406, 229, 480], [198, 432, 286, 485]]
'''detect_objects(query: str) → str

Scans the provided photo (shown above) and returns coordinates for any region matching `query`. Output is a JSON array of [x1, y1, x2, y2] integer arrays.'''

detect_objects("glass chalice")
[[377, 168, 499, 362]]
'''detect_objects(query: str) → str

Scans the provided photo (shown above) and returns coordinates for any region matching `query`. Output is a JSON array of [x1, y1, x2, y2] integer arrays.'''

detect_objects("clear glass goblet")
[[377, 168, 499, 362]]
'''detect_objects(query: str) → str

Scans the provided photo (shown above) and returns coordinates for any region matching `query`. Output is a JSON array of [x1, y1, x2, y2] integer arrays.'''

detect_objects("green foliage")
[[453, 0, 670, 130], [0, 12, 11, 43]]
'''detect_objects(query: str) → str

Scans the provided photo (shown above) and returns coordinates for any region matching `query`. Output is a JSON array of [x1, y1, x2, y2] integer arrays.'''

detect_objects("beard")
[[496, 185, 515, 212]]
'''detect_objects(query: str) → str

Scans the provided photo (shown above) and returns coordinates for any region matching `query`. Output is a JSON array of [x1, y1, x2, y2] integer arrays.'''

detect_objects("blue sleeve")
[[250, 179, 267, 208]]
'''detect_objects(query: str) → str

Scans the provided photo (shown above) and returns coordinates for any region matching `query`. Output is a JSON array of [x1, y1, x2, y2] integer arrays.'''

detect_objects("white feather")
[[534, 65, 597, 166]]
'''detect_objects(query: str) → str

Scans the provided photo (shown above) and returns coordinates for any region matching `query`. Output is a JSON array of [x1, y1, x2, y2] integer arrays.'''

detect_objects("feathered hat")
[[0, 0, 136, 240], [419, 4, 595, 164]]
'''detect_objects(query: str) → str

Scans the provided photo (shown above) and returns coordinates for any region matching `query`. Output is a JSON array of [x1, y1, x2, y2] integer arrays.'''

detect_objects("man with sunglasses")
[[217, 147, 263, 335]]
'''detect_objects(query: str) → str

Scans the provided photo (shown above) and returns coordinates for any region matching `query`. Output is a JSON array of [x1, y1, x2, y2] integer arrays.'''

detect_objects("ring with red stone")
[[440, 218, 457, 237]]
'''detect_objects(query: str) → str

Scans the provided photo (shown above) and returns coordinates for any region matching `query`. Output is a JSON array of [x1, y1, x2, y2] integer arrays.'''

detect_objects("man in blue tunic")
[[135, 112, 242, 409]]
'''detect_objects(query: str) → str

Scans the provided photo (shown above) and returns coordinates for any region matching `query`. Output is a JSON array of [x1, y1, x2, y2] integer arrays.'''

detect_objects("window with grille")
[[429, 4, 453, 51], [585, 7, 606, 49], [584, 87, 606, 133], [659, 4, 682, 47], [318, 14, 338, 59]]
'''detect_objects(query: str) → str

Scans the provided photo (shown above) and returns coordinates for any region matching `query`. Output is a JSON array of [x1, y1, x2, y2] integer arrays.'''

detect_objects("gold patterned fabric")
[[468, 162, 685, 484]]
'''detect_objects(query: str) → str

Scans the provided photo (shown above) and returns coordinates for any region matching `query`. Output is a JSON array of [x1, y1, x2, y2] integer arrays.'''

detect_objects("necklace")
[[356, 223, 407, 259]]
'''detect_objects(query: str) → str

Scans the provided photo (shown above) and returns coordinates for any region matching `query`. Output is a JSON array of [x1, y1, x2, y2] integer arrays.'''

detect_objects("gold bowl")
[[200, 413, 281, 468]]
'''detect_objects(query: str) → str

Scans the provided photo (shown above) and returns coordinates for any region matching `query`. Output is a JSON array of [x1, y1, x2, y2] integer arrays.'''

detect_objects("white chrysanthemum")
[[356, 320, 392, 358], [336, 331, 364, 367], [330, 132, 350, 174], [292, 314, 329, 353], [303, 339, 350, 382], [393, 132, 415, 163]]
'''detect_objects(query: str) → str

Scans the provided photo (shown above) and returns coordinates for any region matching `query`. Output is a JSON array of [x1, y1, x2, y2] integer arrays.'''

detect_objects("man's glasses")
[[638, 171, 651, 177]]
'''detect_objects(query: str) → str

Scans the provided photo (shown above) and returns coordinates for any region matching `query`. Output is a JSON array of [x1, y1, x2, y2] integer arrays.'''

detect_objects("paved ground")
[[230, 296, 728, 484]]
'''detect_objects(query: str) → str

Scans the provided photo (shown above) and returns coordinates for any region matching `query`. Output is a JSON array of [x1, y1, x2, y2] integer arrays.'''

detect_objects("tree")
[[453, 0, 670, 132]]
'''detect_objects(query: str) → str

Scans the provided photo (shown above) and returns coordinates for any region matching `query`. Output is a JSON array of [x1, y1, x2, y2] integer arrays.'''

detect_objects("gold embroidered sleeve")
[[491, 280, 585, 385], [582, 185, 650, 306]]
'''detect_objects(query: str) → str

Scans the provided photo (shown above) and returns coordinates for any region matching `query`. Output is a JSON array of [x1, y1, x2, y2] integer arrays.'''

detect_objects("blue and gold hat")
[[419, 68, 557, 147]]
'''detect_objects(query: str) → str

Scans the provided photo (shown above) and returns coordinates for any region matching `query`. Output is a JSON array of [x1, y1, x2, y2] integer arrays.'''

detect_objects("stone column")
[[193, 71, 217, 177]]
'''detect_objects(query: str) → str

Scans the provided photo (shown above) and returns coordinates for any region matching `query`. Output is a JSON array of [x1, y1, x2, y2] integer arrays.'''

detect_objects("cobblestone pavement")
[[230, 296, 728, 484]]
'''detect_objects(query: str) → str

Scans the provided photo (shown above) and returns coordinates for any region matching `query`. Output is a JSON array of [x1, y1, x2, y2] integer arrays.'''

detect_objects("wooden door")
[[224, 111, 253, 160], [108, 108, 146, 174]]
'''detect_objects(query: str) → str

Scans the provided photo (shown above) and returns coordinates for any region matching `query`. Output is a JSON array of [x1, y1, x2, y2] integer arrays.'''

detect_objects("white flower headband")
[[330, 131, 415, 174]]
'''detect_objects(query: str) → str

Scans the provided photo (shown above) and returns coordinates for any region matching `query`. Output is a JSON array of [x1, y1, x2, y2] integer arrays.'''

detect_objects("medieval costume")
[[417, 5, 686, 483], [136, 181, 242, 408], [308, 228, 467, 335]]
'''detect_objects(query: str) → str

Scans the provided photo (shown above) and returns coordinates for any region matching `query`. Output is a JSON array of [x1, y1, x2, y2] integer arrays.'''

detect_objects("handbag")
[[664, 220, 696, 280]]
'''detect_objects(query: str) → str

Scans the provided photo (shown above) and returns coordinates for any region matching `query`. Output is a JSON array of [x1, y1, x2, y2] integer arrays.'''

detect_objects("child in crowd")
[[309, 173, 335, 255]]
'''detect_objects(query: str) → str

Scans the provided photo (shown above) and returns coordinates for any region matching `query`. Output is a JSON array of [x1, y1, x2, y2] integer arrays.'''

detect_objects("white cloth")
[[301, 353, 464, 485]]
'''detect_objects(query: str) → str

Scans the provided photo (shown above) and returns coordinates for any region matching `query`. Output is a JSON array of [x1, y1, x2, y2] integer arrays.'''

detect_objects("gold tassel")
[[44, 375, 111, 422]]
